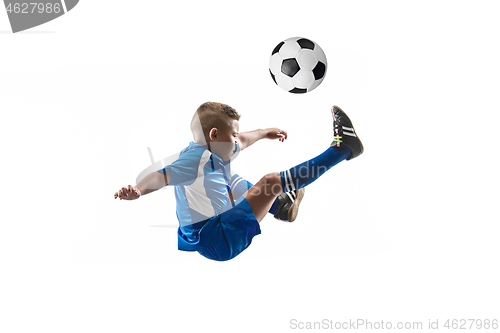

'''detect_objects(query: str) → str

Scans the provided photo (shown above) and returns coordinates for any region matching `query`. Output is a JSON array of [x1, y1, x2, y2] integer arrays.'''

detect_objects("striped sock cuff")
[[280, 170, 296, 193]]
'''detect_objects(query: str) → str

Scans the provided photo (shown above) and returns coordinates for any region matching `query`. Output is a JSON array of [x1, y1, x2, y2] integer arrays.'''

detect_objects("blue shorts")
[[197, 196, 261, 261]]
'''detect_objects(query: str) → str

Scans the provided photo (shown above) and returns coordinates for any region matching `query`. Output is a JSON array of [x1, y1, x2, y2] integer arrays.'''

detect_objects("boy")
[[114, 102, 363, 261]]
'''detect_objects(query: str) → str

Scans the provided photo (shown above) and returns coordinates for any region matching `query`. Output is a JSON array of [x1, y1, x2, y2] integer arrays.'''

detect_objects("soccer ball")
[[269, 37, 327, 94]]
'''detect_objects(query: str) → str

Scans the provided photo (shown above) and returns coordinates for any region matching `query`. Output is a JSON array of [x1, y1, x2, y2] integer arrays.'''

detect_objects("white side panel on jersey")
[[184, 150, 215, 217]]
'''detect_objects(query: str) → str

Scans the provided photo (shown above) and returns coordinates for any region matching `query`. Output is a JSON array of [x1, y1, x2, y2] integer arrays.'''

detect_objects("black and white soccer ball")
[[269, 37, 327, 94]]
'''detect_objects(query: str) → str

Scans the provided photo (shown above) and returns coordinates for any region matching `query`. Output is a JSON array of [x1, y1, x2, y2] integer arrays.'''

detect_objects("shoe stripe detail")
[[343, 131, 357, 137], [286, 169, 296, 192], [342, 127, 356, 137], [286, 192, 295, 202]]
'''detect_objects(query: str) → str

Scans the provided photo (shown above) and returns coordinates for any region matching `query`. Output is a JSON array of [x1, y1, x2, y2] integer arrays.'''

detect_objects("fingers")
[[114, 186, 137, 200], [116, 187, 126, 200], [277, 130, 288, 142], [129, 185, 141, 196]]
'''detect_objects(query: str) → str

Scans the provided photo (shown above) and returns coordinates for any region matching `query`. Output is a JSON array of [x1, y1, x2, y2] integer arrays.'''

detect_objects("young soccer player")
[[114, 102, 363, 261]]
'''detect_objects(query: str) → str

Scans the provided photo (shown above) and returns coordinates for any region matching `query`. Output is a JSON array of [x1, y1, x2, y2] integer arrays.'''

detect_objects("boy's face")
[[209, 119, 240, 161]]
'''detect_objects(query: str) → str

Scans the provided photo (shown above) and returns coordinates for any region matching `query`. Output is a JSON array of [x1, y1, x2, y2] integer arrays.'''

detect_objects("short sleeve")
[[158, 148, 203, 186]]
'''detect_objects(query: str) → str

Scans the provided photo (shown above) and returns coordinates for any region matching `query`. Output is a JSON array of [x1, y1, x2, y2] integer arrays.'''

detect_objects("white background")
[[1, 1, 499, 332]]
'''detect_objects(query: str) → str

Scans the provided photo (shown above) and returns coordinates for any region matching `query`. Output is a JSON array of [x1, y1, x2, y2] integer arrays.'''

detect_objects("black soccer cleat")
[[273, 188, 305, 222], [330, 105, 364, 160]]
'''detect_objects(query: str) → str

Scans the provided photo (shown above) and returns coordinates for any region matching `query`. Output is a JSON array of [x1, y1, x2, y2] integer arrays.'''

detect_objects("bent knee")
[[261, 172, 281, 187]]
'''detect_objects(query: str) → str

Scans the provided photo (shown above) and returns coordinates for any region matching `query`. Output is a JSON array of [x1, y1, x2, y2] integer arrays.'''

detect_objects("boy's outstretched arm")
[[238, 128, 287, 150], [114, 171, 170, 200]]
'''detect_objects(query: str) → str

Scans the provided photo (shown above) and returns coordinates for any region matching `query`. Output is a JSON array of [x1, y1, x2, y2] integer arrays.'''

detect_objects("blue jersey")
[[158, 141, 241, 251]]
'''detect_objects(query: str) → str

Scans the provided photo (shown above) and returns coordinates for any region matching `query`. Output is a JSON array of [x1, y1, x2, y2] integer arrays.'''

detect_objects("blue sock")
[[269, 198, 279, 215], [230, 174, 278, 215], [280, 146, 351, 193]]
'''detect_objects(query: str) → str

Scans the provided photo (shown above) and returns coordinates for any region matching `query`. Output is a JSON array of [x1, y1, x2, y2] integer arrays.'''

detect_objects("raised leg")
[[242, 105, 364, 223], [243, 146, 350, 223]]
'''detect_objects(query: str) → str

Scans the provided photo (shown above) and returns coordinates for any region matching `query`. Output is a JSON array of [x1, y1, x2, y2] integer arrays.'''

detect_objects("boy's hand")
[[266, 128, 288, 142], [114, 185, 141, 200]]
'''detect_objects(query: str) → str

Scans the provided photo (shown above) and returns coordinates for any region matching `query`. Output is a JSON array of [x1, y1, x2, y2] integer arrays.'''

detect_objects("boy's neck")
[[193, 139, 210, 150]]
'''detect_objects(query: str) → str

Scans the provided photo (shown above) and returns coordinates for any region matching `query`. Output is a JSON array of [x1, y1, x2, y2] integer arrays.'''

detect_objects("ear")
[[208, 128, 218, 141]]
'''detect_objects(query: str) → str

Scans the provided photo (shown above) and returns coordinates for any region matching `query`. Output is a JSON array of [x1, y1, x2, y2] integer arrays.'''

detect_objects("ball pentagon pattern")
[[269, 37, 327, 93]]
